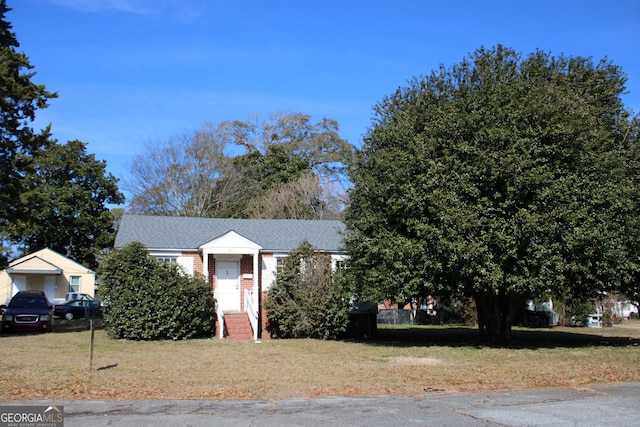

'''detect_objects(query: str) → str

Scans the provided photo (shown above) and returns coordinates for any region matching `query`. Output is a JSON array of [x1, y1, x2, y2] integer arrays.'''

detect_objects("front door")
[[216, 261, 240, 311], [43, 276, 56, 302]]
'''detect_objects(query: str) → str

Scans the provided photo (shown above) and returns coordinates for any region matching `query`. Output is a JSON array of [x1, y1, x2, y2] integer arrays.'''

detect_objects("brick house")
[[114, 215, 346, 340]]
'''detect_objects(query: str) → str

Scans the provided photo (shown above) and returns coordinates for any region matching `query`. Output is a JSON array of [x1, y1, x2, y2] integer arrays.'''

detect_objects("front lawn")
[[1, 321, 638, 400]]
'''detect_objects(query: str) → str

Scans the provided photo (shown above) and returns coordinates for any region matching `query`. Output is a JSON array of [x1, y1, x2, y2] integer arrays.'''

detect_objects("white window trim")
[[69, 275, 81, 293]]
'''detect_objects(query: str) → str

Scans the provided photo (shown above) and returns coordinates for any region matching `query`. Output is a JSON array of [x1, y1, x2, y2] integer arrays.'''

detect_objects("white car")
[[65, 292, 96, 302]]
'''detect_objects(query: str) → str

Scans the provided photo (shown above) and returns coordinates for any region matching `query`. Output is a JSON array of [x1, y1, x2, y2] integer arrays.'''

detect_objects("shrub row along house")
[[114, 215, 347, 340]]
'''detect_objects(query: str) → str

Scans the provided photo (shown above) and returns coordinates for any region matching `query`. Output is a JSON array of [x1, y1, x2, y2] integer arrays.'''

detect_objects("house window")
[[155, 256, 177, 265], [69, 276, 81, 293], [275, 256, 287, 274]]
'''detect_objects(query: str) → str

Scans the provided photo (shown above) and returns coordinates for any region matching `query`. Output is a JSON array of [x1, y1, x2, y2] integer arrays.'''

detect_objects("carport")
[[5, 256, 62, 303]]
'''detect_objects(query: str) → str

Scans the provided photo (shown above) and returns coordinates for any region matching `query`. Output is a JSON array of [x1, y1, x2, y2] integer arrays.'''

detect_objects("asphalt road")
[[6, 382, 640, 426]]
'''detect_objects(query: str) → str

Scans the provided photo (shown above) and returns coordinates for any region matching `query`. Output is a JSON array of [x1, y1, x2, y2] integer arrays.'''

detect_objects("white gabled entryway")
[[200, 231, 262, 340], [200, 231, 262, 292]]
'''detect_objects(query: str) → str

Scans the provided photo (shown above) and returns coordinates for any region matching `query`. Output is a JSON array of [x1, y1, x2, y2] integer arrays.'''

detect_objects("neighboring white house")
[[0, 248, 96, 305], [114, 215, 347, 340]]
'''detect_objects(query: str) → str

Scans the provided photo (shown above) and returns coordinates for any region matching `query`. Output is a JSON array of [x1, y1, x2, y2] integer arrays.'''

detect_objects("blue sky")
[[8, 0, 640, 197]]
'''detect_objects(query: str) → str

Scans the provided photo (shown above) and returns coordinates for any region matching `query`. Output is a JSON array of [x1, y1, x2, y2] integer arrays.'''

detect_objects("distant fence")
[[377, 309, 438, 325]]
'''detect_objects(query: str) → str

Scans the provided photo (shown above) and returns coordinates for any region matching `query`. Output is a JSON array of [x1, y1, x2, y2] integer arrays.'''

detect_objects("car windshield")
[[9, 296, 48, 309]]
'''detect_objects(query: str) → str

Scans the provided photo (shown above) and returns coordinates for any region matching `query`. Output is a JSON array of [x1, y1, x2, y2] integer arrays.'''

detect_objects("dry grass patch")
[[1, 320, 639, 400], [386, 356, 443, 366]]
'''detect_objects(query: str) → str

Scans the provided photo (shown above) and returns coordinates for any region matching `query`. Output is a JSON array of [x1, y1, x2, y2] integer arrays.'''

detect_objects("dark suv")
[[2, 291, 52, 333]]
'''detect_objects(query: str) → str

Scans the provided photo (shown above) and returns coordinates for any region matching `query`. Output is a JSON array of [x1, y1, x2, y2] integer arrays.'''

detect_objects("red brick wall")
[[239, 255, 254, 310], [208, 255, 216, 290]]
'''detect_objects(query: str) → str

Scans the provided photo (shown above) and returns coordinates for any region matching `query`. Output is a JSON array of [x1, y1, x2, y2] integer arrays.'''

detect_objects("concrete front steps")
[[222, 312, 254, 340]]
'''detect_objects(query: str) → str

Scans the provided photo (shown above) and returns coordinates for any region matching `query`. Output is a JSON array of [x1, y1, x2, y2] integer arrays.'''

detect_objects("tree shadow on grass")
[[0, 319, 105, 337], [356, 325, 640, 349]]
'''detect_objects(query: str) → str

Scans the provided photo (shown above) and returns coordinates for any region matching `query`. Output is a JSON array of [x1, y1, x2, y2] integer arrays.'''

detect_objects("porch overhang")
[[199, 230, 262, 255], [7, 256, 62, 275], [199, 230, 262, 288]]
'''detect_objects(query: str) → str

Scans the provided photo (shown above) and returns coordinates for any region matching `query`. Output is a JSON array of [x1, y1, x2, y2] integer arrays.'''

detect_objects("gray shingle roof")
[[115, 215, 346, 252]]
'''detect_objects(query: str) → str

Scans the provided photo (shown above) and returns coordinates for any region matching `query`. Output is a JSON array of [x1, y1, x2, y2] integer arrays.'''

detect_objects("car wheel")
[[65, 312, 74, 320]]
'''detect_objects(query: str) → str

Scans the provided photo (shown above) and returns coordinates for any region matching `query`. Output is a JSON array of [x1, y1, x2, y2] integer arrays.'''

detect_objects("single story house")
[[114, 215, 347, 340], [0, 248, 96, 305]]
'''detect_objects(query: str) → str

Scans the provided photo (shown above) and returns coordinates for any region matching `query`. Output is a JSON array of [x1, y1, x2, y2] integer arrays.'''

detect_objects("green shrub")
[[99, 241, 216, 340], [566, 299, 596, 327], [265, 241, 350, 339], [438, 296, 478, 326]]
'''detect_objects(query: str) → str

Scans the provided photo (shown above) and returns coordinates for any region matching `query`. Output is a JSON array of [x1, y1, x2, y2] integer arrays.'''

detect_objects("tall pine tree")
[[11, 140, 124, 269], [0, 0, 57, 265]]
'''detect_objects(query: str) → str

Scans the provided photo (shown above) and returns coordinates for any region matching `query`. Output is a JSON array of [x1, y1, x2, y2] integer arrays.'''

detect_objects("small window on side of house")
[[69, 276, 81, 293]]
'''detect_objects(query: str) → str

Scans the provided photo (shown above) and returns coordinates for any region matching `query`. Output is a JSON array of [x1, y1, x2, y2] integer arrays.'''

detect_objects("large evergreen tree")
[[344, 45, 639, 342], [10, 140, 124, 269], [0, 0, 57, 265], [1, 4, 124, 268]]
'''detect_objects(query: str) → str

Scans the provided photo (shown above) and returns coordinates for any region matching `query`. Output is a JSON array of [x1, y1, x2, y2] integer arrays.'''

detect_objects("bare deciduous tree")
[[126, 123, 229, 217], [246, 173, 344, 219], [126, 113, 353, 218]]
